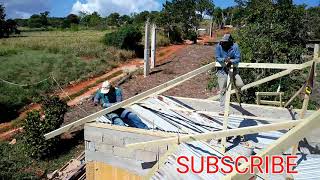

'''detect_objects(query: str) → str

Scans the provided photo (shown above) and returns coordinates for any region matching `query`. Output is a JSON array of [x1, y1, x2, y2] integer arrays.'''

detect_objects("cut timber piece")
[[209, 60, 315, 101], [221, 69, 232, 152], [126, 120, 302, 149], [214, 61, 313, 69], [225, 110, 320, 180], [44, 62, 215, 139], [256, 92, 284, 96], [259, 100, 285, 106]]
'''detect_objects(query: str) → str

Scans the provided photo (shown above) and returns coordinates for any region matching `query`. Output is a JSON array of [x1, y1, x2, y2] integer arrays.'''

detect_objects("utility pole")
[[151, 23, 157, 69], [144, 19, 150, 77]]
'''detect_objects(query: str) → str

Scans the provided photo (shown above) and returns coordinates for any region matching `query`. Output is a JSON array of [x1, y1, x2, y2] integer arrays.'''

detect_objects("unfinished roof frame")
[[45, 44, 319, 179]]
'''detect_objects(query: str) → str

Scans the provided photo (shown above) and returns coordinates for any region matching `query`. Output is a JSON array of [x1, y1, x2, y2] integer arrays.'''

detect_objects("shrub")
[[104, 25, 142, 50], [168, 26, 183, 44], [23, 96, 68, 159], [157, 33, 170, 47], [184, 30, 197, 44]]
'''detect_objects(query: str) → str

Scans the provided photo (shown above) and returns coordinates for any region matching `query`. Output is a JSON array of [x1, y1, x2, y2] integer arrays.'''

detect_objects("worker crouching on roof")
[[93, 81, 148, 129], [216, 34, 244, 107]]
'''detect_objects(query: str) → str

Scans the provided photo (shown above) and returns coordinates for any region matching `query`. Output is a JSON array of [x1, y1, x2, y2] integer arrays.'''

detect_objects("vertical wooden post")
[[288, 46, 318, 178], [151, 24, 157, 69], [221, 69, 232, 152], [144, 20, 151, 77]]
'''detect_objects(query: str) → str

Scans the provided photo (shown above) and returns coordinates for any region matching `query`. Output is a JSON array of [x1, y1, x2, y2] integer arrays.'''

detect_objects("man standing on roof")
[[93, 81, 148, 129], [216, 33, 244, 107]]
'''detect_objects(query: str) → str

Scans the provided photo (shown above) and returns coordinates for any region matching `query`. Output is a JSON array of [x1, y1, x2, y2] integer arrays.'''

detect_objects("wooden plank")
[[225, 110, 320, 180], [215, 62, 310, 69], [44, 62, 215, 139], [140, 103, 290, 123], [125, 120, 302, 149], [209, 69, 293, 101], [259, 100, 285, 106], [221, 69, 232, 152], [209, 60, 314, 101], [256, 92, 284, 96], [284, 85, 305, 108]]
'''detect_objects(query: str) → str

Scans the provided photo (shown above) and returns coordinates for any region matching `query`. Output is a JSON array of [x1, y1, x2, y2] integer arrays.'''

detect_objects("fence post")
[[314, 44, 319, 77], [144, 20, 151, 77], [151, 24, 157, 69]]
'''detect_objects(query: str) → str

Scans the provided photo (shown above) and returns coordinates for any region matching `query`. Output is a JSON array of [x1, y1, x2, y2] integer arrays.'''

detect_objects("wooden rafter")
[[225, 110, 320, 180], [44, 62, 215, 139], [125, 120, 302, 149]]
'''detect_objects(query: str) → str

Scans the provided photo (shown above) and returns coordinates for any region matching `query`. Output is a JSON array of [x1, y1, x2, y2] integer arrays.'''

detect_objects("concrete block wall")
[[84, 123, 172, 176]]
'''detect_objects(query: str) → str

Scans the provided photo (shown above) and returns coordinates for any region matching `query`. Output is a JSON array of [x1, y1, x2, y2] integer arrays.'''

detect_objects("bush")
[[185, 30, 197, 44], [23, 96, 68, 159], [169, 26, 183, 44], [157, 33, 170, 47], [104, 25, 142, 50]]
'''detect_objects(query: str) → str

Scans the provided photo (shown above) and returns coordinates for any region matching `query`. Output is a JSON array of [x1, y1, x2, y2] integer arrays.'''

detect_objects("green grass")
[[0, 134, 84, 179], [0, 30, 136, 122]]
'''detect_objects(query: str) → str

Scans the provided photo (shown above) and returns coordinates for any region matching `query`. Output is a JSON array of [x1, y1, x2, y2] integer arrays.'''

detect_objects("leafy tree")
[[196, 0, 215, 19], [104, 24, 142, 50], [305, 6, 320, 39], [62, 14, 79, 28], [107, 12, 120, 26], [40, 11, 50, 26], [233, 0, 309, 105], [24, 96, 68, 159], [119, 15, 132, 25], [0, 4, 7, 38], [79, 11, 102, 28]]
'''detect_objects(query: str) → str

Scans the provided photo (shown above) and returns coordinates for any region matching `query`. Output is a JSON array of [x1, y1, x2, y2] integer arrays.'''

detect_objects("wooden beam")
[[256, 92, 284, 96], [44, 62, 215, 139], [284, 85, 305, 108], [221, 69, 232, 152], [139, 103, 291, 123], [225, 110, 320, 180], [215, 62, 310, 70], [209, 60, 314, 101], [259, 100, 285, 106], [125, 120, 302, 149]]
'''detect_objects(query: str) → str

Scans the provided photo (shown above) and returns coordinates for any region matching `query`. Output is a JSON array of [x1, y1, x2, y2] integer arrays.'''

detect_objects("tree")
[[232, 0, 309, 105], [40, 11, 50, 26], [119, 15, 132, 25], [196, 0, 215, 19], [107, 12, 120, 26], [0, 4, 7, 38], [62, 14, 79, 28]]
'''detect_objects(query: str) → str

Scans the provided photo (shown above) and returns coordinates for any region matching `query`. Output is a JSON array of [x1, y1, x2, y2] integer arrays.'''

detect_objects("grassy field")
[[0, 30, 135, 121]]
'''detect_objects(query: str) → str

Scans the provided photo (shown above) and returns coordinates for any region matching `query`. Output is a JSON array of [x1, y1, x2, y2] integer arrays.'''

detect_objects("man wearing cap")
[[93, 81, 148, 129], [216, 33, 244, 107]]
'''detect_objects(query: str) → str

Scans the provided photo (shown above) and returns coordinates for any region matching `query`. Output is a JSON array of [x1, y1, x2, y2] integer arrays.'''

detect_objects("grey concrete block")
[[95, 143, 113, 154], [84, 127, 103, 143], [85, 141, 96, 152], [135, 150, 158, 162], [113, 146, 135, 159]]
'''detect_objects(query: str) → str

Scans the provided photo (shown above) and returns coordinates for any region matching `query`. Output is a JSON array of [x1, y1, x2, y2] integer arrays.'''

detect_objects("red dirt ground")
[[64, 44, 219, 125], [0, 44, 187, 140]]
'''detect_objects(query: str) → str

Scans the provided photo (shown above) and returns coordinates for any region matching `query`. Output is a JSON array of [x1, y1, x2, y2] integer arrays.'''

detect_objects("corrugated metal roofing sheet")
[[94, 95, 320, 179]]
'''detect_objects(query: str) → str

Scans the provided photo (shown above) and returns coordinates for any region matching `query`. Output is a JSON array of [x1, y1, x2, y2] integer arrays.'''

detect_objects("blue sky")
[[1, 0, 319, 19]]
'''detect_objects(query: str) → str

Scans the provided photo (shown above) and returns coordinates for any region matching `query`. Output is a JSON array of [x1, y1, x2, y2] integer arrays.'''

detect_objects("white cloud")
[[71, 0, 161, 16], [1, 0, 50, 19]]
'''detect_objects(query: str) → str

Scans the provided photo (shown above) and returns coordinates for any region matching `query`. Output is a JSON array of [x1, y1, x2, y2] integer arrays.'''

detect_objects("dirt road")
[[64, 44, 218, 125]]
